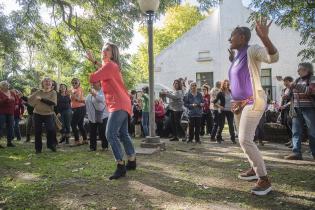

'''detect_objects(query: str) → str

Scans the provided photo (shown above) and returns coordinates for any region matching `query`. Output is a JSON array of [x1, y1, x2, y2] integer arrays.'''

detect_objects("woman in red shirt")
[[155, 99, 165, 137], [87, 42, 136, 180], [0, 81, 16, 148]]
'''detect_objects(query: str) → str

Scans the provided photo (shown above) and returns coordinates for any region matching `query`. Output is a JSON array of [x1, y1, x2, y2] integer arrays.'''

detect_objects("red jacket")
[[0, 90, 16, 115], [203, 94, 210, 112], [155, 103, 165, 120], [14, 96, 24, 117]]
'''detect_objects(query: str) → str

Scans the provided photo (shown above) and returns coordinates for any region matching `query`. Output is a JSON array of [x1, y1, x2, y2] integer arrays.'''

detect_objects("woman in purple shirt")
[[228, 18, 279, 196]]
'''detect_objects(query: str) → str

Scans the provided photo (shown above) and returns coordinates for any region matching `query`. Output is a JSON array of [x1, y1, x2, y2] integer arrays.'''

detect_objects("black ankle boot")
[[7, 142, 15, 147], [126, 159, 137, 171], [109, 163, 126, 180]]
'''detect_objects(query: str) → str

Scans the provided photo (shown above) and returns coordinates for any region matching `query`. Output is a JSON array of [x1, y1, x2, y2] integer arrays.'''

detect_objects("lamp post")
[[138, 0, 165, 150]]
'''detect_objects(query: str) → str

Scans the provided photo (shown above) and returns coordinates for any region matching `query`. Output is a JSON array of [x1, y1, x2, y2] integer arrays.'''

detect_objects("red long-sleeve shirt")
[[0, 90, 16, 115], [14, 96, 25, 117], [89, 61, 131, 115]]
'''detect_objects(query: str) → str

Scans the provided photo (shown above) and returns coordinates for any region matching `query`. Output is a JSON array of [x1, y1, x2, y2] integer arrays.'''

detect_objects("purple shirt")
[[228, 45, 253, 101]]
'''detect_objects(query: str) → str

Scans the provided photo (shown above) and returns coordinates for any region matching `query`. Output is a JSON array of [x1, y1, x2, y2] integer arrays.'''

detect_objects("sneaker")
[[59, 136, 66, 144], [284, 153, 303, 160], [238, 168, 258, 181], [49, 146, 57, 152], [82, 140, 89, 145], [251, 178, 272, 196], [170, 138, 179, 141], [284, 141, 292, 146]]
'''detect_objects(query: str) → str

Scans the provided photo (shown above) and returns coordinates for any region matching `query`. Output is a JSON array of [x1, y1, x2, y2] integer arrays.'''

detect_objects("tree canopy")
[[0, 0, 314, 93]]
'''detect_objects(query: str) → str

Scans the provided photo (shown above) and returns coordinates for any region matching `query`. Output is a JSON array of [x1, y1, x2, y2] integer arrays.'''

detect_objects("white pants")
[[234, 105, 267, 177]]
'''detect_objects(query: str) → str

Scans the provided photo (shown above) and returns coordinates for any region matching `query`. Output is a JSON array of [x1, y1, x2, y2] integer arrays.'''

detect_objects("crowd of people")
[[0, 20, 314, 195]]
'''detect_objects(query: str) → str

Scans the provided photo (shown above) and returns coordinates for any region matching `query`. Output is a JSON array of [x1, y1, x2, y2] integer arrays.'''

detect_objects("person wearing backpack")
[[284, 62, 315, 161]]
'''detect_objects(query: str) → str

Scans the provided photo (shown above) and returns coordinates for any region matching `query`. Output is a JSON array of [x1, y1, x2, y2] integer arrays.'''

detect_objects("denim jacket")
[[184, 92, 204, 117]]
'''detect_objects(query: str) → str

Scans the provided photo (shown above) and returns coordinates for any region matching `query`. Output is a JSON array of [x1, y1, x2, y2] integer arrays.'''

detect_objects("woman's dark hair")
[[233, 26, 251, 43], [299, 62, 314, 76], [52, 80, 57, 91], [173, 79, 182, 90], [59, 83, 68, 94], [71, 78, 80, 86], [283, 76, 293, 82], [142, 86, 149, 94]]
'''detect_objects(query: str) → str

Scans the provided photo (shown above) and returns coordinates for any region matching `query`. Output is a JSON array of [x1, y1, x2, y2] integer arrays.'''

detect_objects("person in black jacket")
[[213, 80, 236, 143], [57, 84, 72, 144]]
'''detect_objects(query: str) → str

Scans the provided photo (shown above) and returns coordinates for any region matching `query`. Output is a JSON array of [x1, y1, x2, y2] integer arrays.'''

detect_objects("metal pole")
[[147, 11, 156, 137]]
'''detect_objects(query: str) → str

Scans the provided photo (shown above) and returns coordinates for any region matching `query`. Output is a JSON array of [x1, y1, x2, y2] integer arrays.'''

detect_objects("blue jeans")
[[292, 107, 315, 157], [14, 116, 21, 140], [142, 112, 149, 137], [106, 110, 135, 161], [0, 114, 14, 143], [60, 109, 72, 135]]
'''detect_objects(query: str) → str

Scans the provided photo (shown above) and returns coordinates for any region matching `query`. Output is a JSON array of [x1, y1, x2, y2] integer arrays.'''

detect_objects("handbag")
[[91, 100, 105, 123], [53, 113, 62, 131], [231, 96, 253, 114]]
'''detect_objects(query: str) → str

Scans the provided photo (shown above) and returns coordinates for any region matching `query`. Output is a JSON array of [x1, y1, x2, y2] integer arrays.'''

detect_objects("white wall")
[[155, 0, 306, 101]]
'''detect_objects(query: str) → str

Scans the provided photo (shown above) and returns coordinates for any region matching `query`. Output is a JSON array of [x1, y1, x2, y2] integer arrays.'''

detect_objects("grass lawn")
[[0, 135, 315, 210]]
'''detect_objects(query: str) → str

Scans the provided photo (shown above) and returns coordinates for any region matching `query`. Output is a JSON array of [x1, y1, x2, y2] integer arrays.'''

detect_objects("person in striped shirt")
[[285, 62, 315, 160]]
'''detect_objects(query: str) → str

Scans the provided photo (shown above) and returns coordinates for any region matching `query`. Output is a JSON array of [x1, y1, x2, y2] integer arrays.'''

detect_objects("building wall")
[[155, 0, 307, 101]]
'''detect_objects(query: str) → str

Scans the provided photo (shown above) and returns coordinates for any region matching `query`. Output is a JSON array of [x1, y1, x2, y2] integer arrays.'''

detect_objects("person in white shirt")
[[86, 81, 109, 151]]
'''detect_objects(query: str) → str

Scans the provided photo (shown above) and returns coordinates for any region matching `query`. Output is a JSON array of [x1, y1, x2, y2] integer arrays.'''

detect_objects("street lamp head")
[[138, 0, 160, 14]]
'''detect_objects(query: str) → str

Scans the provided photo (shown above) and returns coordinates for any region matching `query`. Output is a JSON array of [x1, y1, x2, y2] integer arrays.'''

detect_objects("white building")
[[154, 0, 307, 101]]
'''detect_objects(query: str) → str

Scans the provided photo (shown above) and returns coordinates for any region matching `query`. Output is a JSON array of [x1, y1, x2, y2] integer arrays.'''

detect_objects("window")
[[197, 51, 212, 62], [261, 68, 272, 100], [196, 72, 213, 88]]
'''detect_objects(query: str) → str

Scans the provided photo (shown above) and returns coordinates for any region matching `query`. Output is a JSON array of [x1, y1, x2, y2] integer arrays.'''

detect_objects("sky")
[[0, 0, 251, 54]]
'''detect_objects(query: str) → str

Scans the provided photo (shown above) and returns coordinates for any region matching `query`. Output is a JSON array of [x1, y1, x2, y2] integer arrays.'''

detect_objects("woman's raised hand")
[[255, 16, 272, 39], [85, 50, 95, 63]]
